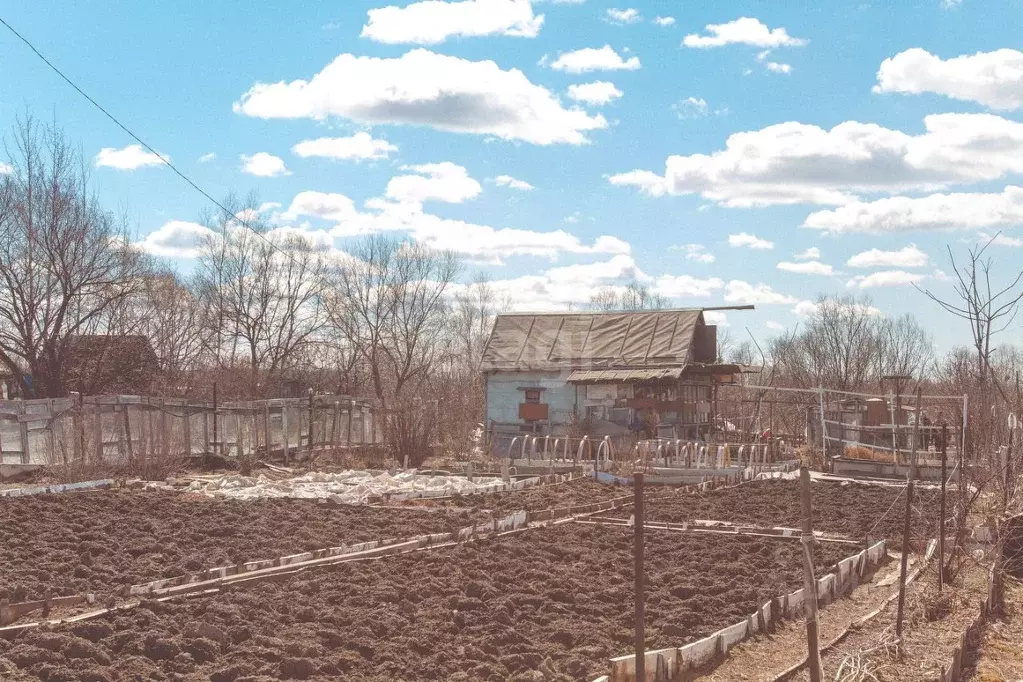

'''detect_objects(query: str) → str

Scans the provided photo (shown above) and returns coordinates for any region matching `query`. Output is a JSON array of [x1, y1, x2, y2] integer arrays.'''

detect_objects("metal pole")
[[939, 422, 947, 592], [800, 466, 822, 682], [634, 471, 645, 682], [818, 387, 827, 465]]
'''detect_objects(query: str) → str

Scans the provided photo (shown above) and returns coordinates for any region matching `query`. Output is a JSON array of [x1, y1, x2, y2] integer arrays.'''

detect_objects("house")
[[479, 309, 752, 449], [64, 335, 161, 396]]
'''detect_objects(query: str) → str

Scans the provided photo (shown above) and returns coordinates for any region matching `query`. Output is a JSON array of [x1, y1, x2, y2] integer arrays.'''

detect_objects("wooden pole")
[[895, 466, 916, 640], [282, 405, 290, 466], [939, 422, 947, 592], [308, 392, 315, 453], [18, 402, 29, 464], [800, 466, 822, 682], [263, 402, 271, 459], [183, 403, 192, 459], [212, 382, 219, 458], [121, 404, 134, 464], [93, 403, 103, 463], [634, 471, 646, 682]]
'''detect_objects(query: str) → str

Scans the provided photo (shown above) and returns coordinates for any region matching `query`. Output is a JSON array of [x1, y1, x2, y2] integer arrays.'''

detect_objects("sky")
[[1, 0, 1023, 353]]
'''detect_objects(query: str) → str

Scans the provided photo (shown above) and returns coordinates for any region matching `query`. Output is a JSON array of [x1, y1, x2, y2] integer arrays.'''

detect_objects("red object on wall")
[[519, 403, 549, 421]]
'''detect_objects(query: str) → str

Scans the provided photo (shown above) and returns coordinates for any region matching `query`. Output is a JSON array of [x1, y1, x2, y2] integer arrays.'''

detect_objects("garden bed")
[[0, 524, 852, 681]]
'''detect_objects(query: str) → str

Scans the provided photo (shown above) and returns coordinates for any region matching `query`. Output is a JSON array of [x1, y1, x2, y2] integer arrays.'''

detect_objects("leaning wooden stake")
[[634, 471, 646, 682], [800, 466, 822, 682]]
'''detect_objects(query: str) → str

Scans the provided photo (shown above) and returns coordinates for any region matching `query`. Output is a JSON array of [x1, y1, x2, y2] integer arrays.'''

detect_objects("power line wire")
[[0, 14, 305, 269]]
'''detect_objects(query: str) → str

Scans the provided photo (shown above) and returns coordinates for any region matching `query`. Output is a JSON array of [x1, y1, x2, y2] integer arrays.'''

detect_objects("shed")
[[480, 308, 751, 443]]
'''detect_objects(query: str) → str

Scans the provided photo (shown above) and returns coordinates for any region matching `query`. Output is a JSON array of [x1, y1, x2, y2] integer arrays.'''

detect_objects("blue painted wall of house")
[[484, 370, 578, 428]]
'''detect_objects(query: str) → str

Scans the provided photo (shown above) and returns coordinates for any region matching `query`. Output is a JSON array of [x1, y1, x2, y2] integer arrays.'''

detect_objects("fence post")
[[73, 393, 84, 464], [121, 402, 134, 464], [634, 471, 646, 682], [895, 467, 916, 641], [212, 382, 219, 458], [201, 402, 210, 466], [347, 400, 354, 446], [18, 402, 29, 464], [800, 466, 822, 682], [160, 398, 169, 462], [183, 402, 192, 459], [308, 392, 315, 453], [282, 404, 290, 465], [263, 402, 271, 459], [332, 401, 339, 450], [93, 402, 103, 463], [939, 422, 947, 592]]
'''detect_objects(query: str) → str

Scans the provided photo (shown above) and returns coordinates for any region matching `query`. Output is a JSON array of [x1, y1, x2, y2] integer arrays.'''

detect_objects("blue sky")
[[2, 0, 1023, 352]]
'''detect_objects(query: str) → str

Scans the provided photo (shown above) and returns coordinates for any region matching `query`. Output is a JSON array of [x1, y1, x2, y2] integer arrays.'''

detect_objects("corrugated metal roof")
[[479, 310, 703, 372], [566, 368, 686, 384]]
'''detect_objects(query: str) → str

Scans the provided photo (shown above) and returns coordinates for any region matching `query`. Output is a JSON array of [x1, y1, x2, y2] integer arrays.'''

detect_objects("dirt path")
[[968, 579, 1023, 681], [695, 553, 916, 681]]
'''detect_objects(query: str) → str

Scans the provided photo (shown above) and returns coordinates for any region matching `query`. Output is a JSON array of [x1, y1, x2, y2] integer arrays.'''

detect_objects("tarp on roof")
[[566, 368, 686, 384], [480, 310, 703, 371]]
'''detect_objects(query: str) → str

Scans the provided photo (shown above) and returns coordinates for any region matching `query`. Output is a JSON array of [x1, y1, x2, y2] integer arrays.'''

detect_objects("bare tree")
[[589, 280, 668, 311], [194, 199, 326, 397], [771, 294, 882, 392], [0, 117, 150, 397], [919, 235, 1023, 386]]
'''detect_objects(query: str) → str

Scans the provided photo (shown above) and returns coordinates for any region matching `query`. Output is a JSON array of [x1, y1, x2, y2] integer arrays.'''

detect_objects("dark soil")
[[399, 477, 639, 514], [0, 524, 854, 681], [0, 489, 480, 603], [602, 479, 944, 546]]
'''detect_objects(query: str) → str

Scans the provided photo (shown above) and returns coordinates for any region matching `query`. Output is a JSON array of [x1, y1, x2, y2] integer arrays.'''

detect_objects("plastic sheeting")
[[180, 470, 506, 503], [480, 310, 702, 371]]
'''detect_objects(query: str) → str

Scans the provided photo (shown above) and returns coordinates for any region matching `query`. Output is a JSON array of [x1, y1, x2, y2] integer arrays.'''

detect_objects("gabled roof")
[[480, 309, 704, 372]]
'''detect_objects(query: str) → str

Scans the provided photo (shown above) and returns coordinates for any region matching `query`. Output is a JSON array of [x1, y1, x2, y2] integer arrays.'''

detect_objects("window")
[[524, 389, 541, 404]]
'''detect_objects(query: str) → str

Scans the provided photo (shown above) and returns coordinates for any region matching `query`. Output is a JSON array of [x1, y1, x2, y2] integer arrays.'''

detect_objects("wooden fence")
[[0, 394, 384, 467]]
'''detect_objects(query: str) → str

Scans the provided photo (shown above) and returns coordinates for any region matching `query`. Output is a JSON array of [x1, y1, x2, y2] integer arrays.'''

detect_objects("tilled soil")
[[398, 477, 638, 514], [0, 524, 854, 682], [0, 490, 479, 603], [601, 479, 944, 545]]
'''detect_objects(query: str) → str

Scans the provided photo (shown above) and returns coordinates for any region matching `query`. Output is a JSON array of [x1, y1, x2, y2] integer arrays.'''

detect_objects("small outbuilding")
[[479, 308, 751, 447]]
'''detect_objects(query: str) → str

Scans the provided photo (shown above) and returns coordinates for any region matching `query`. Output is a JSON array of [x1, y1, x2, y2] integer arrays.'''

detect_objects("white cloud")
[[609, 113, 1023, 207], [682, 17, 806, 49], [793, 246, 820, 260], [979, 231, 1023, 247], [846, 270, 925, 289], [361, 0, 544, 44], [486, 254, 647, 311], [235, 49, 606, 146], [137, 220, 215, 259], [94, 144, 165, 170], [776, 261, 833, 275], [0, 162, 11, 175], [766, 61, 792, 74], [292, 132, 398, 161], [198, 152, 216, 163], [606, 8, 640, 24], [673, 96, 708, 119], [941, 0, 962, 7], [653, 274, 724, 298], [803, 186, 1023, 234], [846, 244, 929, 268], [728, 232, 774, 249], [283, 192, 358, 222], [654, 16, 675, 26], [240, 152, 290, 177], [725, 280, 797, 305], [493, 175, 534, 190], [566, 81, 623, 105], [765, 320, 786, 331], [386, 162, 482, 204], [672, 243, 715, 263], [703, 311, 728, 326], [548, 45, 641, 73], [874, 48, 1023, 111], [283, 188, 629, 264]]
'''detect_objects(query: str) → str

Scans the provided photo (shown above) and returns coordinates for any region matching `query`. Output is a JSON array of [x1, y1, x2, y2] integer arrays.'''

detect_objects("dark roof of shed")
[[479, 309, 704, 372]]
